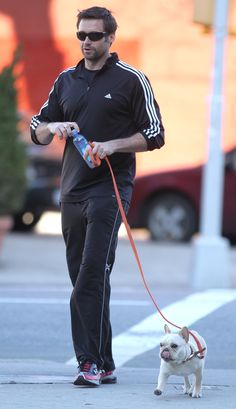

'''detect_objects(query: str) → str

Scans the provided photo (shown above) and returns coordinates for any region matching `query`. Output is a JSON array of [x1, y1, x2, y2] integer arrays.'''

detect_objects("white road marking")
[[0, 298, 69, 304], [65, 289, 236, 367], [0, 297, 150, 306]]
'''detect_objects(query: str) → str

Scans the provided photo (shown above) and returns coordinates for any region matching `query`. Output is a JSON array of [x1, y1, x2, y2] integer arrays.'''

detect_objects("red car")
[[127, 148, 236, 242]]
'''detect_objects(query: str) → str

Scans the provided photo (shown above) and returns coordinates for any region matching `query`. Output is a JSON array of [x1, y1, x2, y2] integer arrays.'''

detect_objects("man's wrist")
[[46, 123, 55, 136], [35, 122, 54, 144]]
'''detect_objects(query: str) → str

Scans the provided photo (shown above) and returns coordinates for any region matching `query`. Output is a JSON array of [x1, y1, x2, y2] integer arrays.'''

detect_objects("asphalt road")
[[0, 232, 235, 369]]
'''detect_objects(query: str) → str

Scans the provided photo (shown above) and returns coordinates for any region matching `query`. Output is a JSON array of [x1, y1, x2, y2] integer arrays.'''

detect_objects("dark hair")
[[77, 6, 118, 34]]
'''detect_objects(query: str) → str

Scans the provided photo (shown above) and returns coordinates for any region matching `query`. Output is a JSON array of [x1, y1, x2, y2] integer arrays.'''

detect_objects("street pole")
[[192, 0, 230, 289]]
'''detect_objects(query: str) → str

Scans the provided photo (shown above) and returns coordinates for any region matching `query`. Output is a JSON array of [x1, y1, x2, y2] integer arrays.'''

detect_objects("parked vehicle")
[[128, 147, 236, 242], [13, 149, 61, 231], [13, 147, 236, 242]]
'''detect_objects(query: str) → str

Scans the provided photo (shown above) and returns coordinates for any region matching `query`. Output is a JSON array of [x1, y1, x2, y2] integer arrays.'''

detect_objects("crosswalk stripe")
[[0, 297, 150, 306]]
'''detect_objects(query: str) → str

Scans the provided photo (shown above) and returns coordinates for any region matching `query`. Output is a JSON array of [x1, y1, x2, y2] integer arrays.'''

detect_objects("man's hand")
[[84, 141, 115, 160], [47, 122, 80, 140]]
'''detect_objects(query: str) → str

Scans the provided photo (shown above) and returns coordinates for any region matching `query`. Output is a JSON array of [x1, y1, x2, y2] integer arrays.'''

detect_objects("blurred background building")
[[0, 0, 235, 174]]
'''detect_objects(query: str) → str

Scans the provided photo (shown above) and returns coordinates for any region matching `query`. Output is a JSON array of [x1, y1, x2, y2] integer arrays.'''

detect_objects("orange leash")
[[88, 146, 205, 357]]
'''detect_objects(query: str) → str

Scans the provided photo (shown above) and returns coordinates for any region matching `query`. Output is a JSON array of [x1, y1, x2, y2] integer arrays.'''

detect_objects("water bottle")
[[71, 129, 95, 168]]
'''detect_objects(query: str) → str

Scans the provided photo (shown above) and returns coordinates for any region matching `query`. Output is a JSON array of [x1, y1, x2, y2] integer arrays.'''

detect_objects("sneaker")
[[74, 361, 101, 386], [100, 370, 117, 384]]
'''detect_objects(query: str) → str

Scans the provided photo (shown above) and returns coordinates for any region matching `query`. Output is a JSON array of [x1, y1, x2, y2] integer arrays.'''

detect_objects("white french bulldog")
[[154, 324, 207, 398]]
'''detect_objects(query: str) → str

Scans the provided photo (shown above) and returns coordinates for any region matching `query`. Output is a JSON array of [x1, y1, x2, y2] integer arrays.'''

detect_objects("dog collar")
[[183, 346, 206, 363], [189, 331, 206, 359]]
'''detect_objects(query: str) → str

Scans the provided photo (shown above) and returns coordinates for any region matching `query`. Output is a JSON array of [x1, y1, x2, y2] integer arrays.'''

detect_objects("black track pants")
[[61, 196, 129, 370]]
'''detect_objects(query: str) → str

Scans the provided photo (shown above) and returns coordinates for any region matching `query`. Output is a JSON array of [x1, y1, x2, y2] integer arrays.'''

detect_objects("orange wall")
[[0, 0, 235, 173]]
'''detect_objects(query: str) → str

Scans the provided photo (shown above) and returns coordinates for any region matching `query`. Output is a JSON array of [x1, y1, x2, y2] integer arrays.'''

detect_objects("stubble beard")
[[82, 40, 109, 62]]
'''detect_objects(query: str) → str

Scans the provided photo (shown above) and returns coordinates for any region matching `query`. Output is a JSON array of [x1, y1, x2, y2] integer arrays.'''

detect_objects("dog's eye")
[[160, 343, 164, 347], [171, 343, 178, 349]]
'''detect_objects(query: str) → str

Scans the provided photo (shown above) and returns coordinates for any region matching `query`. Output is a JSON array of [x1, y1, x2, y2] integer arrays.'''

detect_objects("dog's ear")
[[164, 324, 171, 334], [179, 327, 189, 343]]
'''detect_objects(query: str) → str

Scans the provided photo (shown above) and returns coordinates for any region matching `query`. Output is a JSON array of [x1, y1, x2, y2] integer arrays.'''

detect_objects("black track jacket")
[[30, 53, 165, 202]]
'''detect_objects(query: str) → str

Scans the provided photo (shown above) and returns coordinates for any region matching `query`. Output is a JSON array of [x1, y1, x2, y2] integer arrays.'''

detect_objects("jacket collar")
[[72, 52, 119, 78]]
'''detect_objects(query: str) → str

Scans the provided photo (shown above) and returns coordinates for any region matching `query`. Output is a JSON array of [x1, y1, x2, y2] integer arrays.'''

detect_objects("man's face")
[[78, 19, 114, 62]]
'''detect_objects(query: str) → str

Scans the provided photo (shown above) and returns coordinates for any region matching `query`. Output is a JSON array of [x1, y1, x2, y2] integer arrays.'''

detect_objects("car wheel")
[[146, 193, 197, 242], [12, 211, 41, 232]]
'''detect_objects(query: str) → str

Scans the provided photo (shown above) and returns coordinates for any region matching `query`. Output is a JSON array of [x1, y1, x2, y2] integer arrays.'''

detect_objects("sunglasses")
[[76, 31, 108, 42]]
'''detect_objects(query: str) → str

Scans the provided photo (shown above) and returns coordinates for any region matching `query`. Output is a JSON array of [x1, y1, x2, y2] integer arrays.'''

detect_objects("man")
[[30, 6, 165, 387]]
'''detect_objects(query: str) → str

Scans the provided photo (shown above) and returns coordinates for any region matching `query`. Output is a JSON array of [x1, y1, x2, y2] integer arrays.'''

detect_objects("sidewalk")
[[0, 232, 236, 288], [0, 232, 236, 408], [0, 362, 235, 409]]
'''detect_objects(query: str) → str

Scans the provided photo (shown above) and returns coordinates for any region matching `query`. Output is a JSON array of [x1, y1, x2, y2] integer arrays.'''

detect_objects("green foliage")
[[0, 46, 27, 216]]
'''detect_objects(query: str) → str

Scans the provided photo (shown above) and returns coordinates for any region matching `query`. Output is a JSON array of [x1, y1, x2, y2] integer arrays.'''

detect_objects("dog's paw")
[[188, 385, 194, 396], [191, 389, 202, 398], [191, 394, 201, 398], [183, 386, 191, 395], [154, 389, 162, 396]]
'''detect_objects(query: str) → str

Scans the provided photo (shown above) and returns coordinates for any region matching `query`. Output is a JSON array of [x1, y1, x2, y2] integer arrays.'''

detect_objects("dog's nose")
[[161, 348, 172, 361]]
